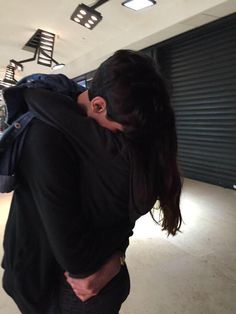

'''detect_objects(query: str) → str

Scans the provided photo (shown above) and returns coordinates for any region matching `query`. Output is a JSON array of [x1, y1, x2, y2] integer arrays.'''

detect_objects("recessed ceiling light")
[[38, 58, 51, 64], [40, 46, 53, 51], [122, 0, 156, 11], [41, 41, 53, 46], [91, 15, 98, 21], [41, 37, 54, 42], [41, 31, 54, 37], [85, 23, 91, 28]]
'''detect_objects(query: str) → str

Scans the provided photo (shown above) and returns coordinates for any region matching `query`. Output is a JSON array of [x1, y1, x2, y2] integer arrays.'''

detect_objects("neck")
[[98, 118, 123, 132]]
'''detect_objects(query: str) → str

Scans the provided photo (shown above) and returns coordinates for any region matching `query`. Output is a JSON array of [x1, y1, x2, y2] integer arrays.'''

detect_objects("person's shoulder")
[[29, 118, 63, 135], [19, 118, 76, 171], [18, 118, 78, 184], [25, 118, 69, 149], [24, 87, 76, 107]]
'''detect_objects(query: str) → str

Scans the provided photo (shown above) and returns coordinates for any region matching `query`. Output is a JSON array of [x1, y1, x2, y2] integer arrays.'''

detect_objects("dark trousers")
[[47, 264, 130, 314]]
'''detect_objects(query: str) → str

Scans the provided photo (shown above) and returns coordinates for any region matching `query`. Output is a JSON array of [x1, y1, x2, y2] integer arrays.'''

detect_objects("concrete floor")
[[0, 178, 236, 314]]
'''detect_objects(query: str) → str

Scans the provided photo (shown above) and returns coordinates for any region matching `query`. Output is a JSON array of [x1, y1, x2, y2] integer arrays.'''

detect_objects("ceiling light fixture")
[[39, 49, 65, 70], [70, 0, 109, 30], [10, 29, 64, 71], [122, 0, 156, 11], [52, 63, 65, 71], [0, 65, 17, 87], [37, 30, 56, 67]]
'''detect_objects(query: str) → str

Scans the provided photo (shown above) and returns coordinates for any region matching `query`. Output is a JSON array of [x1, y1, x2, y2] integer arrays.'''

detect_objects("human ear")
[[91, 96, 107, 114]]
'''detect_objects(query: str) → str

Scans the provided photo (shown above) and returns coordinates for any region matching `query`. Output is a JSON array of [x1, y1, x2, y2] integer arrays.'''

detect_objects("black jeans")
[[47, 264, 130, 314]]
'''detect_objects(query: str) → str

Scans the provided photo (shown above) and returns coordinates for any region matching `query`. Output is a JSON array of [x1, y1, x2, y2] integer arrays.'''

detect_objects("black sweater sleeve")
[[24, 88, 101, 156], [21, 120, 133, 278]]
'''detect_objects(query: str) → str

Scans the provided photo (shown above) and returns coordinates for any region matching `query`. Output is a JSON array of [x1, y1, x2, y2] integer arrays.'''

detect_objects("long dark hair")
[[89, 50, 182, 236]]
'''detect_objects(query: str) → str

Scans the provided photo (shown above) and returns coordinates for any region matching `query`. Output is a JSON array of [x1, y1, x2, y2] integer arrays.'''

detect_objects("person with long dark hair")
[[2, 50, 182, 314], [88, 49, 182, 235]]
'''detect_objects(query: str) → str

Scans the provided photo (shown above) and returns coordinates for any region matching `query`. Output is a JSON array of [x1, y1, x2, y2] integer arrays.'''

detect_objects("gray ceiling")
[[0, 0, 235, 79]]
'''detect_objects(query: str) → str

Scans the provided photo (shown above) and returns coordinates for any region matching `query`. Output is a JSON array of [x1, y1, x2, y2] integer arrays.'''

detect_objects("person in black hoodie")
[[2, 50, 182, 314]]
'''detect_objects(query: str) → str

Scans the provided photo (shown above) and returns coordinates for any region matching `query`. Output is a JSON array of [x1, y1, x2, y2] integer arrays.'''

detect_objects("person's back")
[[2, 111, 133, 313], [3, 120, 72, 313]]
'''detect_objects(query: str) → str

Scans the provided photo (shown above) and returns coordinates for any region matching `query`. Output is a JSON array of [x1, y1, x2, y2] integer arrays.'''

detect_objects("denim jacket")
[[3, 73, 85, 124]]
